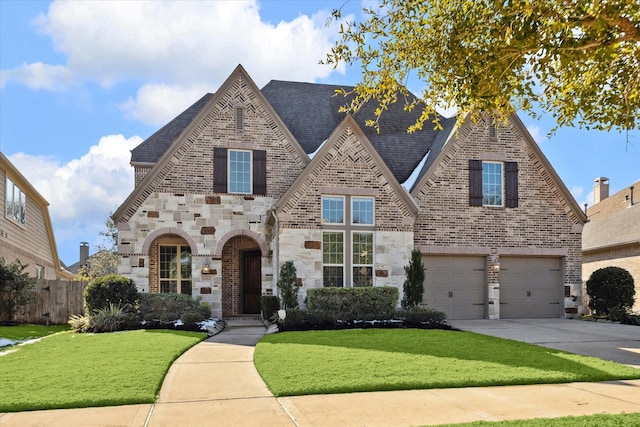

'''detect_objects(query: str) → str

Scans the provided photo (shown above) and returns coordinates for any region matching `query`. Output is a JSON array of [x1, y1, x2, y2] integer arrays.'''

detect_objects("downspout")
[[271, 211, 279, 291]]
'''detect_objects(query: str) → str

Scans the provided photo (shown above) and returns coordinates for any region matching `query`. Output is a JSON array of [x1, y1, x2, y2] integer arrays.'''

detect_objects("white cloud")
[[120, 83, 212, 126], [29, 1, 343, 87], [526, 125, 547, 144], [8, 134, 141, 263], [14, 0, 347, 125], [0, 62, 76, 91]]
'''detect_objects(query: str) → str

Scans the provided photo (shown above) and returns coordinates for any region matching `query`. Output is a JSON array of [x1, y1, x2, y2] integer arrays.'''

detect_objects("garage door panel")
[[422, 255, 486, 320], [500, 257, 563, 319]]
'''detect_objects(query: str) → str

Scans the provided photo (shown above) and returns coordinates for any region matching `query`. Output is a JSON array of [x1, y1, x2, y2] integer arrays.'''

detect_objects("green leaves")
[[326, 0, 640, 132]]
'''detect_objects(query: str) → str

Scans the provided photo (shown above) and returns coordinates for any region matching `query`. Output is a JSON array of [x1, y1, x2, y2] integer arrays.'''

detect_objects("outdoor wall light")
[[492, 263, 500, 271], [201, 264, 211, 274]]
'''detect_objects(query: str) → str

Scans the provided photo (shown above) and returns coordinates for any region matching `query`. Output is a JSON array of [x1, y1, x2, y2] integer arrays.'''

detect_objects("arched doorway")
[[221, 235, 262, 316]]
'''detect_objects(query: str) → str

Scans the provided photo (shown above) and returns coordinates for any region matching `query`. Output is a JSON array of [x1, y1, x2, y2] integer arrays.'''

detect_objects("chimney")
[[593, 177, 609, 204], [631, 186, 635, 206], [80, 242, 89, 265]]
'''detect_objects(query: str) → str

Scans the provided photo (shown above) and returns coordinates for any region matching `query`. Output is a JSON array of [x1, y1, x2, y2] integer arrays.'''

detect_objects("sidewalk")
[[2, 321, 640, 427]]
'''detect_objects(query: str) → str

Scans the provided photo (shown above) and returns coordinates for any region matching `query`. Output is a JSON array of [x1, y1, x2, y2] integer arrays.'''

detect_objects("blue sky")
[[1, 0, 638, 266]]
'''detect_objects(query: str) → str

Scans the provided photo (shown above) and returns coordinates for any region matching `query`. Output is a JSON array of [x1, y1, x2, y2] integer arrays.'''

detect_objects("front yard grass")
[[254, 329, 640, 397], [0, 324, 69, 341], [435, 412, 640, 426], [0, 329, 205, 412]]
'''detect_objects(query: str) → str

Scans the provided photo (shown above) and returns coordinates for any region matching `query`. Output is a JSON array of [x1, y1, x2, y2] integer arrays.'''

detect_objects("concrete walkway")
[[2, 319, 640, 426]]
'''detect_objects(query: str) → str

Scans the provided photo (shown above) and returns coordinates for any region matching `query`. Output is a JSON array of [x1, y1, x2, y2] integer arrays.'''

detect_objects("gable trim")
[[141, 227, 199, 255], [275, 115, 419, 217], [113, 64, 309, 224]]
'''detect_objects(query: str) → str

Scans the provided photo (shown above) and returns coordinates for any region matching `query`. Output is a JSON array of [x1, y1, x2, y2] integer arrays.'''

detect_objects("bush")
[[402, 249, 425, 308], [306, 286, 398, 320], [0, 258, 36, 323], [68, 313, 92, 333], [587, 267, 635, 318], [394, 305, 447, 328], [277, 261, 299, 309], [92, 303, 133, 333], [137, 293, 210, 326], [260, 296, 280, 323], [84, 275, 138, 314]]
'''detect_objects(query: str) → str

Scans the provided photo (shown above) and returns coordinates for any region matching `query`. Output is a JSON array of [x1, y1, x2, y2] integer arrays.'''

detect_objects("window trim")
[[158, 244, 193, 295], [322, 195, 345, 225], [351, 196, 374, 226], [321, 195, 375, 287], [228, 149, 253, 195], [5, 177, 26, 227], [482, 161, 504, 207]]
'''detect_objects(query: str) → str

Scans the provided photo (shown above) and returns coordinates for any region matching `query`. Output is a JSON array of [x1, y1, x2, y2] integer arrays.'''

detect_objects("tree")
[[586, 266, 635, 319], [325, 0, 640, 133], [0, 258, 36, 323], [402, 249, 425, 308], [78, 213, 118, 280], [277, 261, 299, 310]]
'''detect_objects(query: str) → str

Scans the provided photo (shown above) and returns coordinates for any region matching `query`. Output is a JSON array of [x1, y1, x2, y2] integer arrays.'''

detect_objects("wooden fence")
[[15, 280, 87, 325]]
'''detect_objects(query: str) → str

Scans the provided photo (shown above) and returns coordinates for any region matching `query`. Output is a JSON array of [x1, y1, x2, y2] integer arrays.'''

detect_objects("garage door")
[[499, 257, 563, 318], [422, 256, 486, 320]]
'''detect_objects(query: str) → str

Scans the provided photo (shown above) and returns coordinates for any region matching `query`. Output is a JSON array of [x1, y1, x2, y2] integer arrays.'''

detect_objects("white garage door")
[[499, 257, 563, 318], [422, 256, 486, 320]]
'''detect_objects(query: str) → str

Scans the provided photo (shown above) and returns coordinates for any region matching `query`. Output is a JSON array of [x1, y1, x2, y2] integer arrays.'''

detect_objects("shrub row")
[[306, 286, 399, 320], [276, 305, 450, 332]]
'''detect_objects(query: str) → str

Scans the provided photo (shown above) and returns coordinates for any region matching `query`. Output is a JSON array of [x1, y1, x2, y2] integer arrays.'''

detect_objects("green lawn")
[[0, 324, 69, 341], [254, 329, 640, 397], [434, 412, 640, 427], [0, 329, 205, 412]]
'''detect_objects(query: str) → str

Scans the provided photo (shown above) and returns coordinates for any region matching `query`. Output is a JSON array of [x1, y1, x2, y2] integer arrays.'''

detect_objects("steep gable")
[[262, 80, 446, 183], [113, 65, 309, 224], [275, 115, 418, 230]]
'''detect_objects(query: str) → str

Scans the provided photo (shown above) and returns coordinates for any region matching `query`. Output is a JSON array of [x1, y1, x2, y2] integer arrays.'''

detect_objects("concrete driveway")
[[448, 318, 640, 367]]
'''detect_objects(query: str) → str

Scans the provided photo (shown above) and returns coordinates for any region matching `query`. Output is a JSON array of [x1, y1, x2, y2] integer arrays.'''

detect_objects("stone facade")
[[114, 66, 585, 319]]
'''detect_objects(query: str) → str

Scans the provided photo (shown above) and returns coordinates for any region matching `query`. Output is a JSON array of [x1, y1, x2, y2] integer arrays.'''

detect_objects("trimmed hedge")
[[306, 286, 398, 320], [84, 275, 138, 314], [137, 293, 210, 327]]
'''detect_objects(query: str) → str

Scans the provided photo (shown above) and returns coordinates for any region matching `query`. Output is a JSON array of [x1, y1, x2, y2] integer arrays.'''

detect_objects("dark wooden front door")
[[243, 250, 261, 314]]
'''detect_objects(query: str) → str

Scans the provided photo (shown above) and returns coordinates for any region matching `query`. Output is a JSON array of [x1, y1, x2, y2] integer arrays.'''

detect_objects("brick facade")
[[412, 115, 584, 317]]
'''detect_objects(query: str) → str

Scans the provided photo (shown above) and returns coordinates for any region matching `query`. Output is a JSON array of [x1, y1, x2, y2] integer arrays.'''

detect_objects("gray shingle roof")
[[262, 80, 447, 183], [129, 80, 451, 183], [131, 93, 213, 164]]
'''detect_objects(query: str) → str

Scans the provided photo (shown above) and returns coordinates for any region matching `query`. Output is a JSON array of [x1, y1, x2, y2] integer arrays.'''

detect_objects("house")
[[0, 151, 74, 280], [113, 65, 586, 320], [583, 178, 640, 313]]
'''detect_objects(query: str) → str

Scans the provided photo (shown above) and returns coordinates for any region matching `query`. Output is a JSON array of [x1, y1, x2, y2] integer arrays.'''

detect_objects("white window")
[[5, 178, 26, 226], [321, 195, 375, 287], [159, 245, 192, 295], [482, 162, 503, 206], [228, 150, 252, 194]]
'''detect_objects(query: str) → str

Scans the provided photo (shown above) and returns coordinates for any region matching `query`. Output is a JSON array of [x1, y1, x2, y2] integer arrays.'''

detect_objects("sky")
[[1, 0, 638, 267]]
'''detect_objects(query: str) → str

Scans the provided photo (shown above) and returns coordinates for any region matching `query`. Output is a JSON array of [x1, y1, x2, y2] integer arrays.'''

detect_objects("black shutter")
[[505, 161, 519, 208], [213, 147, 227, 193], [253, 150, 267, 195], [469, 159, 483, 206]]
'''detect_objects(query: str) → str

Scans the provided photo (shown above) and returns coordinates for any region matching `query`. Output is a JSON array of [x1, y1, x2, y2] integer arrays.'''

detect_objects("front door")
[[243, 250, 261, 314]]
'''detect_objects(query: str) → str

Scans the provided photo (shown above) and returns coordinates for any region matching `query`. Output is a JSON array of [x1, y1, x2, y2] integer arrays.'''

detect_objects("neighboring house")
[[583, 178, 640, 313], [0, 152, 74, 280], [113, 65, 586, 320], [66, 242, 90, 275]]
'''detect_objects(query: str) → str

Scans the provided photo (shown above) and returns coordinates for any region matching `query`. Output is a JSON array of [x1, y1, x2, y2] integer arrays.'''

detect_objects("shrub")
[[0, 258, 36, 323], [394, 305, 447, 328], [260, 295, 280, 323], [91, 303, 132, 333], [137, 293, 210, 326], [84, 274, 138, 314], [587, 267, 635, 318], [306, 286, 398, 320], [277, 261, 299, 309], [68, 313, 92, 333], [402, 249, 425, 308]]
